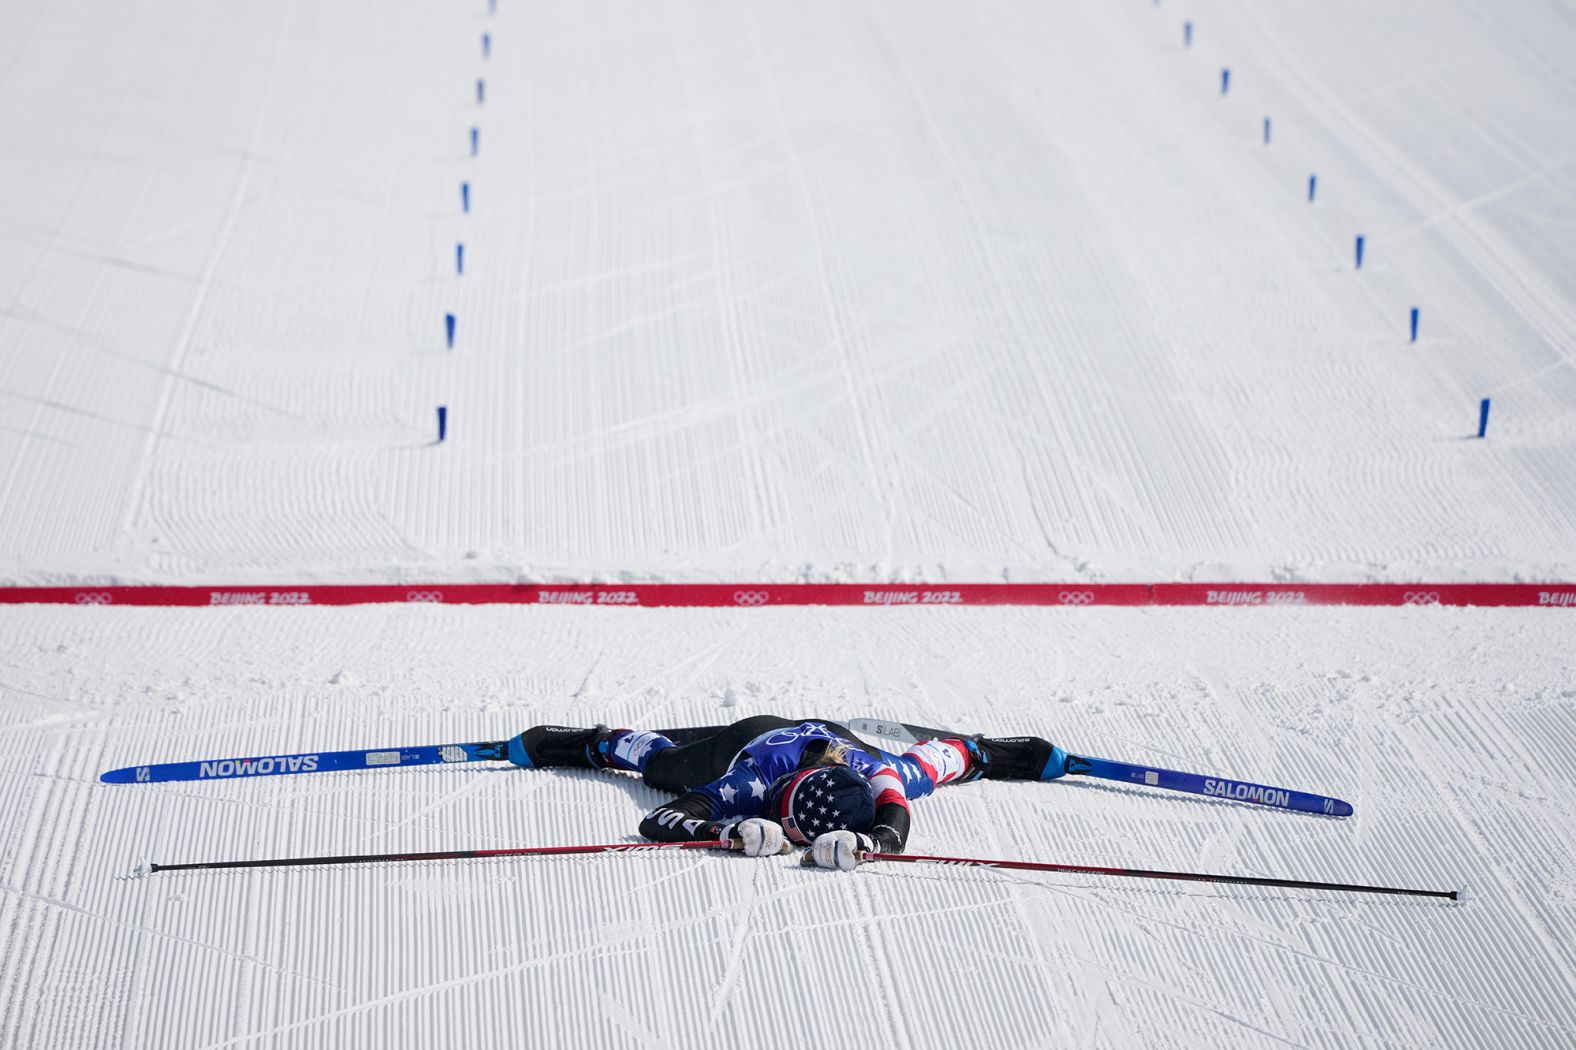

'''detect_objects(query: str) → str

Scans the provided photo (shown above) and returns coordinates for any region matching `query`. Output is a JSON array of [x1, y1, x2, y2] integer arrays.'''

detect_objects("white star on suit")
[[748, 777, 766, 799], [719, 782, 737, 804]]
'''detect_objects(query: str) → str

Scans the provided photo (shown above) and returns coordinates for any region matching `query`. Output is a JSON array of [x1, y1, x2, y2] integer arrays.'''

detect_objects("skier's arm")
[[638, 790, 737, 844], [862, 763, 912, 853], [638, 763, 765, 844], [850, 738, 979, 855], [867, 799, 909, 854]]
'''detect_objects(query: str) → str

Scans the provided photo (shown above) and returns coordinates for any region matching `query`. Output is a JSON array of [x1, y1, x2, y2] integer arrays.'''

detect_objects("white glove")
[[737, 817, 787, 857], [809, 830, 871, 872]]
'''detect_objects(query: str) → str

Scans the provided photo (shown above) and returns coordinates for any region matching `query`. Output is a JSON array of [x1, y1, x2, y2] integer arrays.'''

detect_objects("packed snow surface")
[[4, 605, 1576, 1048], [3, 0, 1576, 1047], [1, 0, 1575, 585]]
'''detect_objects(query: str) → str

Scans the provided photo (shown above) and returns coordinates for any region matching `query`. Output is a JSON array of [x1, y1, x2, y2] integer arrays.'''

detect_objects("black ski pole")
[[149, 839, 737, 873]]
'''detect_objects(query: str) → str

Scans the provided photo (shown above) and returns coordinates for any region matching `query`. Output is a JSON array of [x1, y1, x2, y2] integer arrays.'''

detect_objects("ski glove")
[[809, 830, 874, 872], [736, 817, 788, 857]]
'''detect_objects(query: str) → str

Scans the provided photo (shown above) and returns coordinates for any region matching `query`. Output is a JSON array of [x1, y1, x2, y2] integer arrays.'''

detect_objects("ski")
[[848, 716, 1354, 817], [100, 741, 509, 784], [101, 725, 727, 785]]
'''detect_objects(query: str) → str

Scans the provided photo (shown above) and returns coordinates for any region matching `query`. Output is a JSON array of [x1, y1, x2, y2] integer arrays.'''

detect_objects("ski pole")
[[149, 839, 737, 873], [853, 851, 1460, 900]]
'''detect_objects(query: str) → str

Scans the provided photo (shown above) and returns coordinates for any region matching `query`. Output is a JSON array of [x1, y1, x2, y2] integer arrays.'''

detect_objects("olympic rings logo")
[[405, 590, 445, 603], [733, 590, 769, 606], [75, 592, 113, 605], [1403, 591, 1441, 606], [1058, 591, 1095, 605]]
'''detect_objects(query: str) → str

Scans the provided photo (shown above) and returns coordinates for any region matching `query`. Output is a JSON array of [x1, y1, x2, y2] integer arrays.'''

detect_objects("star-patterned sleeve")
[[836, 751, 908, 853], [636, 763, 770, 844]]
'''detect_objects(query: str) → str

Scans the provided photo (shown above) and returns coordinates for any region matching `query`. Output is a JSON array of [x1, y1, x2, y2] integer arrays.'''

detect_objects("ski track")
[[2, 0, 1576, 1047], [1, 606, 1575, 1047], [1, 0, 1575, 584]]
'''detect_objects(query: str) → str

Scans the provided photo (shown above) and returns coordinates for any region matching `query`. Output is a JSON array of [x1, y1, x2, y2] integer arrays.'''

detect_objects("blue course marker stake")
[[461, 182, 470, 213], [470, 127, 479, 156], [456, 243, 465, 275], [1308, 174, 1318, 202], [1410, 307, 1420, 343], [1184, 21, 1192, 47], [488, 0, 496, 13], [476, 79, 485, 105], [445, 313, 456, 349], [1263, 116, 1272, 145], [1355, 235, 1366, 270], [1221, 68, 1230, 94], [437, 406, 448, 443], [1477, 399, 1491, 438], [482, 33, 491, 59]]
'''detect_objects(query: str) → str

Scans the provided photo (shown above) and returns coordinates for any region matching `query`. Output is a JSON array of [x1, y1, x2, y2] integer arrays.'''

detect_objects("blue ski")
[[100, 725, 727, 785], [1066, 754, 1352, 816], [100, 742, 509, 784], [847, 717, 1353, 817]]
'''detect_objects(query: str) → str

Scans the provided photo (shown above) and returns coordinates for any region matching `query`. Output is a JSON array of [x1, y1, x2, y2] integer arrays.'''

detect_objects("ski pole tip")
[[1452, 886, 1470, 902]]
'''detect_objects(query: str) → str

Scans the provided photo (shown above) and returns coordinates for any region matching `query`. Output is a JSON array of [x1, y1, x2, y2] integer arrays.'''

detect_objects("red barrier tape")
[[1, 583, 1573, 608]]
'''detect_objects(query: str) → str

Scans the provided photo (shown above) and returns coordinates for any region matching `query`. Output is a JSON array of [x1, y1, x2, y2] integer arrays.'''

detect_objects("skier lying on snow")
[[506, 716, 1064, 871]]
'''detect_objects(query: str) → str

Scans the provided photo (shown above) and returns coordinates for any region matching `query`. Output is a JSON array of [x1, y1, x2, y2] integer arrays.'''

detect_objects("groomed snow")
[[3, 605, 1575, 1047], [3, 0, 1576, 1047], [1, 0, 1574, 585]]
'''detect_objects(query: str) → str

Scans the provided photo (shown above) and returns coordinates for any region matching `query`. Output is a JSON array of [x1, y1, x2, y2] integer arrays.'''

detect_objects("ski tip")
[[1331, 799, 1354, 817], [100, 768, 136, 784]]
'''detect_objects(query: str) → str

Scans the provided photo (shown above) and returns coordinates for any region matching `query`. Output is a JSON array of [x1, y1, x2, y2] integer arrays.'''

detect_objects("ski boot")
[[507, 725, 618, 769], [961, 735, 1069, 781]]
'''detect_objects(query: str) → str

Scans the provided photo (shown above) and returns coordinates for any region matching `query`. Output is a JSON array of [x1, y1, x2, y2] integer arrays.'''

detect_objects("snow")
[[2, 0, 1575, 586], [4, 605, 1576, 1047], [3, 0, 1576, 1045]]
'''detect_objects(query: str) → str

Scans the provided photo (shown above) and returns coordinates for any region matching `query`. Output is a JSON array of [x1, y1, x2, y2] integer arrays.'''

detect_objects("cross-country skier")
[[507, 716, 1064, 871]]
